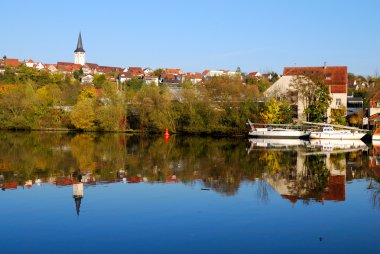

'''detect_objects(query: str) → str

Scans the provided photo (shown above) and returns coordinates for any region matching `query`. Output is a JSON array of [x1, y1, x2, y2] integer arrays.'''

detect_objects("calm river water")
[[0, 131, 379, 253]]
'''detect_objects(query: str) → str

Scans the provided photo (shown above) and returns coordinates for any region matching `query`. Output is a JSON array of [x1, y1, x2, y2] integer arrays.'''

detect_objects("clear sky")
[[1, 0, 379, 76]]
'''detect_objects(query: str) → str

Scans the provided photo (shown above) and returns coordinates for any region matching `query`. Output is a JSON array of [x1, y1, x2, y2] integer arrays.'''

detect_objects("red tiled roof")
[[165, 68, 182, 75], [202, 70, 210, 75], [283, 66, 347, 93], [4, 59, 21, 67], [162, 74, 175, 79], [128, 67, 144, 77], [248, 72, 258, 76], [57, 62, 81, 72], [193, 72, 203, 79]]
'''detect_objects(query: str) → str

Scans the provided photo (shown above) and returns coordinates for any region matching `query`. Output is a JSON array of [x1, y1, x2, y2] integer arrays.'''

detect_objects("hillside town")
[[0, 33, 379, 133]]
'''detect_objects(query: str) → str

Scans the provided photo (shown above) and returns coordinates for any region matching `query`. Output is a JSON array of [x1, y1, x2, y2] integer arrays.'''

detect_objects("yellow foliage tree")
[[70, 98, 95, 130]]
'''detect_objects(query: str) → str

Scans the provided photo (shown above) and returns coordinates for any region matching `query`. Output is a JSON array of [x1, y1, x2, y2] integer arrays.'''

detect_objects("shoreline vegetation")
[[1, 65, 379, 135], [0, 65, 274, 135]]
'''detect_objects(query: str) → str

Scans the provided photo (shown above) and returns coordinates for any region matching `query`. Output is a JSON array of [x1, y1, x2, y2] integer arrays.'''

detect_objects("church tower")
[[74, 32, 85, 65]]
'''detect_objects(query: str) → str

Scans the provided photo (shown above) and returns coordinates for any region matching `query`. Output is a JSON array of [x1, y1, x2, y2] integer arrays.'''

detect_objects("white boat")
[[309, 127, 365, 140], [248, 127, 310, 139]]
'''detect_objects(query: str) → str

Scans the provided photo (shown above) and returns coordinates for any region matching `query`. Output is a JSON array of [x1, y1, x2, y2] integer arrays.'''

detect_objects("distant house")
[[347, 95, 364, 116], [45, 64, 57, 73], [369, 90, 380, 117], [25, 59, 34, 68], [185, 72, 203, 84], [0, 57, 5, 73], [143, 68, 153, 76], [81, 74, 94, 84], [4, 58, 21, 68], [35, 62, 45, 70], [203, 69, 241, 79], [144, 76, 159, 86], [57, 62, 81, 73], [203, 70, 224, 78], [247, 72, 262, 78], [119, 72, 132, 83], [161, 73, 181, 84], [127, 67, 144, 78]]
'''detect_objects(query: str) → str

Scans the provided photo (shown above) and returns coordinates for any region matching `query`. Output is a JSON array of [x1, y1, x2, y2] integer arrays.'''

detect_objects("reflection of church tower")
[[73, 183, 84, 216], [74, 32, 85, 66]]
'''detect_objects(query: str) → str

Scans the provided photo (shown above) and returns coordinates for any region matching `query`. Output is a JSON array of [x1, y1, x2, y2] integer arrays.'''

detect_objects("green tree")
[[290, 76, 332, 122], [93, 74, 107, 89]]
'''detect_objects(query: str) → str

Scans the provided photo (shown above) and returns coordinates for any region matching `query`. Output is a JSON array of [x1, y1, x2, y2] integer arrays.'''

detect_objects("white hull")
[[310, 132, 365, 140], [249, 128, 310, 139], [310, 127, 365, 140], [372, 135, 380, 141]]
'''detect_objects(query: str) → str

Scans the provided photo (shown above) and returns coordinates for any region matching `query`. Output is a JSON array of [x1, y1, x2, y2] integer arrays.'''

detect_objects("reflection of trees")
[[293, 155, 330, 199], [0, 132, 367, 201], [368, 180, 380, 210]]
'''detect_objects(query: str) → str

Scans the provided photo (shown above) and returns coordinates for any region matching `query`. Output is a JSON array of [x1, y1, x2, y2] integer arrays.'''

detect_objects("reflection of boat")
[[373, 140, 380, 147], [249, 138, 309, 148], [310, 139, 368, 151], [372, 128, 380, 140], [310, 127, 365, 140]]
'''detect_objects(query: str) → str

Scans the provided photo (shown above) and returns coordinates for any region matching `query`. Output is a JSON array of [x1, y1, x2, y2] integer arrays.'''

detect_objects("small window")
[[377, 102, 380, 107], [336, 98, 342, 106]]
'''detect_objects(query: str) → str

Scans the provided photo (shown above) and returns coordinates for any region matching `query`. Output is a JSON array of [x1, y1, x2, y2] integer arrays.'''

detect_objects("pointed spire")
[[74, 32, 85, 53]]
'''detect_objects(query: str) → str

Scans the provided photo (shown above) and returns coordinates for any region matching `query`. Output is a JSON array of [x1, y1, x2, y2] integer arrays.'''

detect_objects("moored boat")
[[247, 121, 310, 139], [310, 127, 365, 140]]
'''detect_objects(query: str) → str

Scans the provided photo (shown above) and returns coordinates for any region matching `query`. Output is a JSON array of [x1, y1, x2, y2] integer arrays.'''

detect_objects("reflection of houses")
[[369, 141, 380, 181], [266, 151, 346, 203]]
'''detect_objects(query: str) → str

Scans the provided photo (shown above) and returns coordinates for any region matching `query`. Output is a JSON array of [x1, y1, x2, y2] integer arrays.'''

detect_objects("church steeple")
[[74, 32, 85, 53], [74, 32, 86, 65]]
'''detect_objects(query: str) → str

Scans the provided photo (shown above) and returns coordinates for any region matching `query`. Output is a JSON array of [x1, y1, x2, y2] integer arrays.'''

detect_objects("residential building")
[[81, 74, 94, 84], [347, 95, 364, 116], [4, 58, 21, 68], [127, 67, 144, 78], [369, 90, 380, 117], [265, 65, 348, 122], [144, 76, 159, 86], [185, 72, 203, 84], [283, 65, 348, 121]]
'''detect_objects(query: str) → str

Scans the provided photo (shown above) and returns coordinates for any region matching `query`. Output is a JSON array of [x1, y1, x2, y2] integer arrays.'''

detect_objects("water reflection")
[[0, 132, 379, 210]]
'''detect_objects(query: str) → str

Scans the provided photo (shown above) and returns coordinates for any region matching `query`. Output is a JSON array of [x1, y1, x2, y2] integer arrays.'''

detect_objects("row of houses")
[[0, 56, 267, 86]]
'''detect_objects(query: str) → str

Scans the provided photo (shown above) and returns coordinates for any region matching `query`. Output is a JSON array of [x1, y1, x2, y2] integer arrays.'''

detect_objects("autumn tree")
[[290, 76, 332, 122], [260, 98, 292, 124]]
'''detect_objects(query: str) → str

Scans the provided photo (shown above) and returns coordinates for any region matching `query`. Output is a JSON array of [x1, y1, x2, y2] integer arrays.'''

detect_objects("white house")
[[143, 68, 153, 76], [144, 76, 159, 86], [81, 74, 94, 84]]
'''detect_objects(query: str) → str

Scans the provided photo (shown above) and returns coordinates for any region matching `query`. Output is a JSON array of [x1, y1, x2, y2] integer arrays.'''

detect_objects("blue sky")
[[1, 0, 379, 76]]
